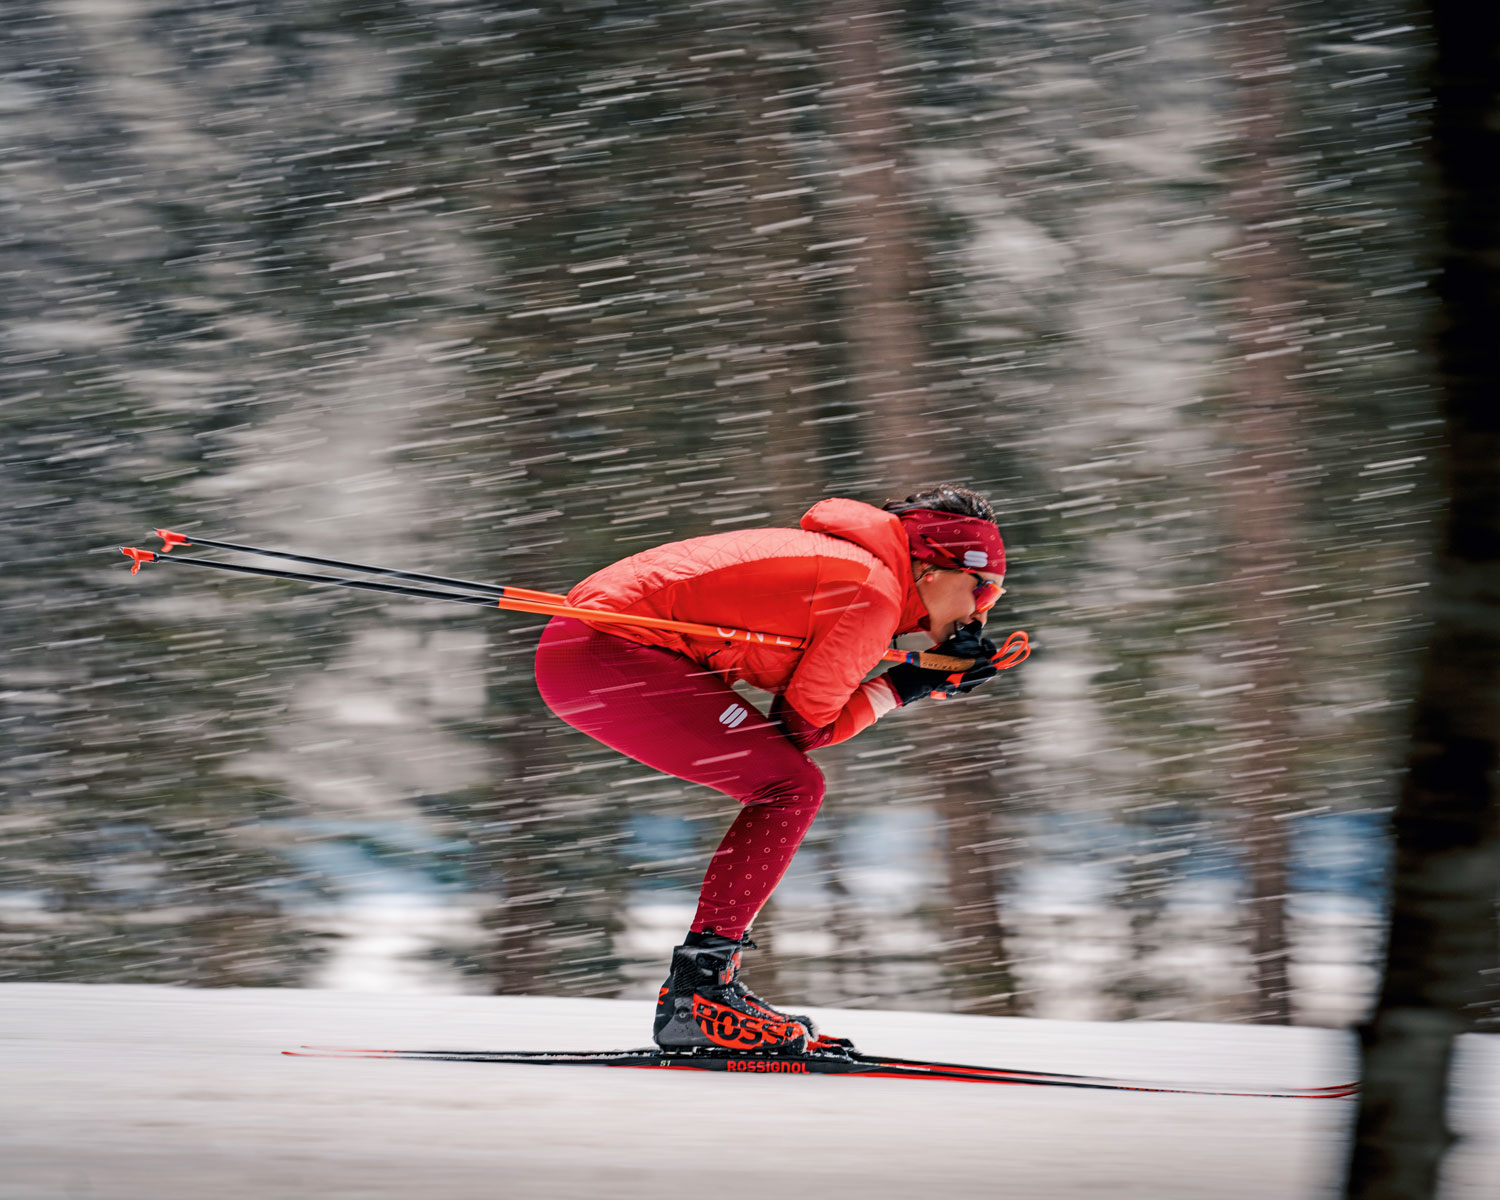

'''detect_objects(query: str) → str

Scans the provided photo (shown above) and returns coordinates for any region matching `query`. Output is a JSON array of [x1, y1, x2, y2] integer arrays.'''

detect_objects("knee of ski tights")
[[745, 760, 825, 812]]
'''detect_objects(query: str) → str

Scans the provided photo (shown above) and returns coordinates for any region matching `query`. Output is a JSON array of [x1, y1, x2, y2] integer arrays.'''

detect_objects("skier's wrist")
[[880, 674, 907, 708]]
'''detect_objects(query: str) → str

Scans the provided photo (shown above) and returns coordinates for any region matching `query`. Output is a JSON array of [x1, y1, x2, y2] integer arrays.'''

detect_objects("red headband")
[[897, 508, 1005, 576]]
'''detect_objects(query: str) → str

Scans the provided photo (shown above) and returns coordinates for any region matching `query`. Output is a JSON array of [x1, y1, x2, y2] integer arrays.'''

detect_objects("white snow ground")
[[2, 985, 1497, 1200]]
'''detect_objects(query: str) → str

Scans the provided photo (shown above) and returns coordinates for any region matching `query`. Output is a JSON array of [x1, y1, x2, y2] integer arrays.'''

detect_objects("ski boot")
[[653, 931, 814, 1054], [718, 936, 857, 1054]]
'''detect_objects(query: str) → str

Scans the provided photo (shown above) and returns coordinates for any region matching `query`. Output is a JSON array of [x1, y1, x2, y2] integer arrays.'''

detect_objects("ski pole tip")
[[121, 546, 156, 574], [154, 529, 189, 553]]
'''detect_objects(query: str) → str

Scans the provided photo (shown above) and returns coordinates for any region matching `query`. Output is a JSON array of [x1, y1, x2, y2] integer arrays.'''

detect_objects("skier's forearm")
[[772, 679, 901, 751]]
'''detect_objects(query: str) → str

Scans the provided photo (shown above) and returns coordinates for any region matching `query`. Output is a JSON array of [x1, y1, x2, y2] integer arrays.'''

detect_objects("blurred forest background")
[[2, 0, 1446, 1027]]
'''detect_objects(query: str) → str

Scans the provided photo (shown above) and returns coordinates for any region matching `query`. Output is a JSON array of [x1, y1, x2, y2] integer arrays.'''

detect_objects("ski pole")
[[120, 546, 1030, 672], [143, 528, 1029, 671], [150, 528, 559, 603], [121, 547, 504, 605]]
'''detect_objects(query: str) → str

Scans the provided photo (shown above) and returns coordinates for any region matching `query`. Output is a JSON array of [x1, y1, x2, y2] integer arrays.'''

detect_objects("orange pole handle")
[[495, 594, 1030, 672], [493, 594, 809, 649]]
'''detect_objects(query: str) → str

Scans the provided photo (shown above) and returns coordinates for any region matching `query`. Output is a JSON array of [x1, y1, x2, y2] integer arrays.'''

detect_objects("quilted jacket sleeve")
[[776, 566, 903, 744], [771, 677, 902, 751]]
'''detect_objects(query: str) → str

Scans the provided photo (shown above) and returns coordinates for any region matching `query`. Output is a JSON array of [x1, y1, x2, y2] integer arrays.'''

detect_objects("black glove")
[[882, 621, 1000, 706]]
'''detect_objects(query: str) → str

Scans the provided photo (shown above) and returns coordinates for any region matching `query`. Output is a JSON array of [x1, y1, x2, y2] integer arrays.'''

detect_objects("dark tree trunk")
[[935, 768, 1025, 1016], [475, 720, 557, 995], [817, 0, 1025, 1013], [1217, 5, 1312, 1026], [1344, 5, 1500, 1197], [818, 0, 932, 454], [727, 47, 831, 525]]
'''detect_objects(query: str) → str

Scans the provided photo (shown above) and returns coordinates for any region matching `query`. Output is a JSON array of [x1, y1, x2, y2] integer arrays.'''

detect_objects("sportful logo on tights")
[[718, 704, 749, 729]]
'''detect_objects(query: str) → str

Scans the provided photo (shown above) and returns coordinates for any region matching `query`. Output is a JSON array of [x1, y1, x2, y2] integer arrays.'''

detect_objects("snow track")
[[2, 984, 1496, 1199]]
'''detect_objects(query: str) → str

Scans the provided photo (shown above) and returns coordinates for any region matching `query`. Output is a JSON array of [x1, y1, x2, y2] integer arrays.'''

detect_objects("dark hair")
[[881, 484, 997, 524]]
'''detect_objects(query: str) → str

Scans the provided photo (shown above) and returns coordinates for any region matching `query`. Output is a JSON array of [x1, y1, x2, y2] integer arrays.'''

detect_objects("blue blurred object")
[[269, 819, 471, 900]]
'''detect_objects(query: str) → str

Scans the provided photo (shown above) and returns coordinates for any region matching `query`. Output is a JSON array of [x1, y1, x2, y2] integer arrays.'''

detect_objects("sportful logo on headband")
[[897, 508, 1006, 578]]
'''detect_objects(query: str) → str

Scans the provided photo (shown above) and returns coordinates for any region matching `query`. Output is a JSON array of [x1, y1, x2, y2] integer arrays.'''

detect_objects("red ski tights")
[[534, 617, 824, 940]]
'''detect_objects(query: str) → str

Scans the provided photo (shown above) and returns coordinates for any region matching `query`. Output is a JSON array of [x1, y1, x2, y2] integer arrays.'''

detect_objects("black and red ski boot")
[[653, 932, 812, 1054], [714, 935, 855, 1053]]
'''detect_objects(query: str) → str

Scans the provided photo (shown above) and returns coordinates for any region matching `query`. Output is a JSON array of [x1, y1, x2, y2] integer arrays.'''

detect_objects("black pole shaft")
[[165, 533, 516, 597], [142, 552, 500, 607]]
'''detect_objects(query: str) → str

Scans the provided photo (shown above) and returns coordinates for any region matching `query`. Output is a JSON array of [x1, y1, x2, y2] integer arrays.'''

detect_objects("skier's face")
[[914, 564, 1006, 644]]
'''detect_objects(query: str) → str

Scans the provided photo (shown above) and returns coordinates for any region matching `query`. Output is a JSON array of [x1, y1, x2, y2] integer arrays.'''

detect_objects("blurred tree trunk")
[[818, 2, 1024, 1014], [1344, 5, 1500, 1197], [1216, 5, 1311, 1025], [728, 49, 830, 524], [935, 766, 1025, 1016], [473, 718, 557, 994], [818, 0, 932, 462], [719, 44, 833, 1003], [815, 792, 872, 1003], [1103, 816, 1176, 1021]]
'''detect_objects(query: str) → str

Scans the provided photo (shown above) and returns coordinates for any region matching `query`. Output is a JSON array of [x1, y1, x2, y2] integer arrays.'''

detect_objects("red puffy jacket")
[[566, 498, 931, 747]]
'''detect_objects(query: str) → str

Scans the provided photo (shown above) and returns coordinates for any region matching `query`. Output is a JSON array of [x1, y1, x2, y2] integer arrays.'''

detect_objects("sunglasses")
[[946, 571, 1005, 615]]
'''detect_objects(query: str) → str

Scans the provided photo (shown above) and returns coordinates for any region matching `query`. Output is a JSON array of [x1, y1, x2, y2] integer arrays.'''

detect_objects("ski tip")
[[281, 1049, 362, 1058]]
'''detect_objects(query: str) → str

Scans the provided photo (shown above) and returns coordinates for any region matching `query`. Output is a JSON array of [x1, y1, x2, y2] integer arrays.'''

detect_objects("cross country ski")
[[284, 1044, 1358, 1099]]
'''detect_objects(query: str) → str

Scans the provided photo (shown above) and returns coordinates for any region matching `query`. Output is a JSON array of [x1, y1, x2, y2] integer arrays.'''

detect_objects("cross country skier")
[[533, 484, 1008, 1054]]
